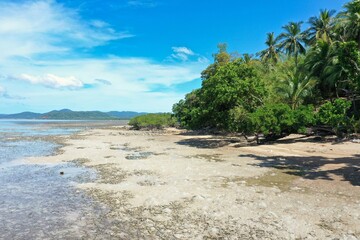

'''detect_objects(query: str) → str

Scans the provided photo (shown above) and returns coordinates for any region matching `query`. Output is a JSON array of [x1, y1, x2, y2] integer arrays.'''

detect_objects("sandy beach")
[[27, 126, 360, 239]]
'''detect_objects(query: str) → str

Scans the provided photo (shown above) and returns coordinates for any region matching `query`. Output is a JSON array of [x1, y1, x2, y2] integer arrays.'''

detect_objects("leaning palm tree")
[[257, 32, 280, 64], [306, 9, 336, 45], [336, 0, 360, 47], [278, 22, 307, 66]]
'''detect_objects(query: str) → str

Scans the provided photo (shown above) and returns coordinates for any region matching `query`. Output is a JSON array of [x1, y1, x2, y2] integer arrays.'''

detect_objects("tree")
[[323, 41, 360, 99], [305, 40, 336, 99], [172, 89, 204, 129], [278, 22, 307, 65], [276, 60, 316, 109], [201, 43, 231, 80], [306, 9, 336, 45], [337, 0, 360, 48], [200, 59, 266, 130], [257, 32, 281, 64], [174, 59, 267, 131]]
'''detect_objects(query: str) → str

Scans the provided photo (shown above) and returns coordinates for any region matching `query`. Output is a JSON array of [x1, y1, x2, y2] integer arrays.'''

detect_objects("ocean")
[[0, 120, 110, 239]]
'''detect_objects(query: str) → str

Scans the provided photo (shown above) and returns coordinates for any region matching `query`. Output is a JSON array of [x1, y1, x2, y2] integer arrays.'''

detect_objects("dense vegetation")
[[129, 113, 176, 130], [173, 0, 360, 138]]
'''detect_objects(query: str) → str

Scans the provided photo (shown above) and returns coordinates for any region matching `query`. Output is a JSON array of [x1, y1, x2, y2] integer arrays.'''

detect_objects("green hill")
[[0, 109, 147, 120]]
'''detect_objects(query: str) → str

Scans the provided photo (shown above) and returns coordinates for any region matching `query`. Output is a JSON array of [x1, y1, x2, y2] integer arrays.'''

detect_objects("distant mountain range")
[[0, 109, 146, 120]]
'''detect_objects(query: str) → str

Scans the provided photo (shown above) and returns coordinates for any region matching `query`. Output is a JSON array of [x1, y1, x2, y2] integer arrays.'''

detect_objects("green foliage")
[[173, 59, 267, 131], [317, 99, 353, 136], [249, 104, 294, 136], [172, 89, 205, 129], [257, 32, 280, 64], [292, 105, 316, 133], [275, 60, 317, 109], [278, 22, 307, 65], [337, 0, 360, 47], [129, 113, 176, 130], [173, 0, 360, 139], [248, 104, 315, 137], [305, 9, 336, 45]]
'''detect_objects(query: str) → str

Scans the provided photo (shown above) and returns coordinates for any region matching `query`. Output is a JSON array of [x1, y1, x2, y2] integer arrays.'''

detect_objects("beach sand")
[[27, 126, 360, 239]]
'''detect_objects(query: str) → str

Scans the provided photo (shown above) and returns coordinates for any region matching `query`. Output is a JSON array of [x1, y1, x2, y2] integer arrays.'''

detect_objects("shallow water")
[[0, 120, 115, 239]]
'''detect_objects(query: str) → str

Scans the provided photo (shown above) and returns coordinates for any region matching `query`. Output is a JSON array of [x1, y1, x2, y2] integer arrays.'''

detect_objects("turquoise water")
[[0, 120, 110, 239]]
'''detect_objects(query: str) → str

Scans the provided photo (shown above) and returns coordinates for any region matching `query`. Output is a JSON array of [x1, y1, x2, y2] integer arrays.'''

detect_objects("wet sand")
[[27, 126, 360, 239]]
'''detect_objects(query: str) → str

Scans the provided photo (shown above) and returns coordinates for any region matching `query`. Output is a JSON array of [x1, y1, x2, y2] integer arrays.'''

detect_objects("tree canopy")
[[173, 0, 360, 138]]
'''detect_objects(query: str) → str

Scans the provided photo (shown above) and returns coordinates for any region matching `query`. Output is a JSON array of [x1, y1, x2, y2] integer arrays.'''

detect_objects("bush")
[[316, 99, 353, 136], [249, 104, 295, 136], [292, 105, 316, 134], [128, 113, 177, 130], [248, 104, 315, 138]]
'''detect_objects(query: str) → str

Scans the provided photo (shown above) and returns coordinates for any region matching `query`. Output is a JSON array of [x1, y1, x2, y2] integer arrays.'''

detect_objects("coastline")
[[26, 125, 360, 239]]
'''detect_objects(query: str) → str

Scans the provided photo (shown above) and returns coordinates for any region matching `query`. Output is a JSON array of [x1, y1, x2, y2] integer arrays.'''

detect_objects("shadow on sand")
[[241, 154, 360, 186], [176, 136, 246, 149], [176, 133, 355, 149]]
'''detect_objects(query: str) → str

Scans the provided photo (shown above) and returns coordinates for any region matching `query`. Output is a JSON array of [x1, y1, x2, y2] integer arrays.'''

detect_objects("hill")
[[0, 109, 146, 120]]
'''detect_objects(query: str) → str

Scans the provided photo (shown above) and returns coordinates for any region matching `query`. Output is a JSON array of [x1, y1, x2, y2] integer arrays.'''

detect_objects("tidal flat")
[[1, 121, 360, 239]]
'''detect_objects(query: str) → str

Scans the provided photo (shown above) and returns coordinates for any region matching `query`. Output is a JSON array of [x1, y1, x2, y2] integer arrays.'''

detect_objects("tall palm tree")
[[257, 32, 280, 64], [337, 0, 360, 48], [306, 9, 336, 45], [278, 22, 307, 66]]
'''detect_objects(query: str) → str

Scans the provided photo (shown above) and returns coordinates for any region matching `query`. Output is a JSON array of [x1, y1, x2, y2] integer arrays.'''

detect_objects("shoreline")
[[26, 125, 360, 239]]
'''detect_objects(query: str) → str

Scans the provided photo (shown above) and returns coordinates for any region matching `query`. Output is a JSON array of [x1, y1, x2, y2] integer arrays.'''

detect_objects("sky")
[[0, 0, 349, 113]]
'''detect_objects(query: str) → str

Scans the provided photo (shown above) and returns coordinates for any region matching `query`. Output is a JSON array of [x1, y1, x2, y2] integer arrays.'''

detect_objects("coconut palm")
[[306, 9, 336, 45], [278, 22, 307, 66], [304, 40, 336, 98], [257, 32, 280, 64], [276, 63, 316, 109], [337, 0, 360, 47]]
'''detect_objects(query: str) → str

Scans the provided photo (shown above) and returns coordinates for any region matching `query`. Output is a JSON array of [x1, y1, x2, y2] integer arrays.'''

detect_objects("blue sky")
[[0, 0, 348, 113]]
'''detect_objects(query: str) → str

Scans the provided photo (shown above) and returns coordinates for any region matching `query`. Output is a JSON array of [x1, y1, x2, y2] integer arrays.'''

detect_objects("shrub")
[[316, 99, 353, 136], [292, 105, 316, 134], [128, 113, 177, 130], [248, 104, 315, 138], [249, 104, 295, 136]]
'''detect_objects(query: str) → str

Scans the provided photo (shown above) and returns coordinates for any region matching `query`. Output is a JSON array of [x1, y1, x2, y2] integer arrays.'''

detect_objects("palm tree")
[[337, 0, 360, 48], [305, 40, 335, 98], [257, 32, 280, 64], [276, 63, 316, 109], [278, 22, 307, 66], [306, 9, 336, 45]]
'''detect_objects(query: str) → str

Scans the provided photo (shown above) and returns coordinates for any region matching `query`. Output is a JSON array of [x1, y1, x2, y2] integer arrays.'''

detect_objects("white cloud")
[[15, 74, 84, 89], [171, 47, 195, 61], [172, 47, 195, 56], [0, 0, 132, 60], [0, 55, 207, 111], [0, 1, 209, 113]]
